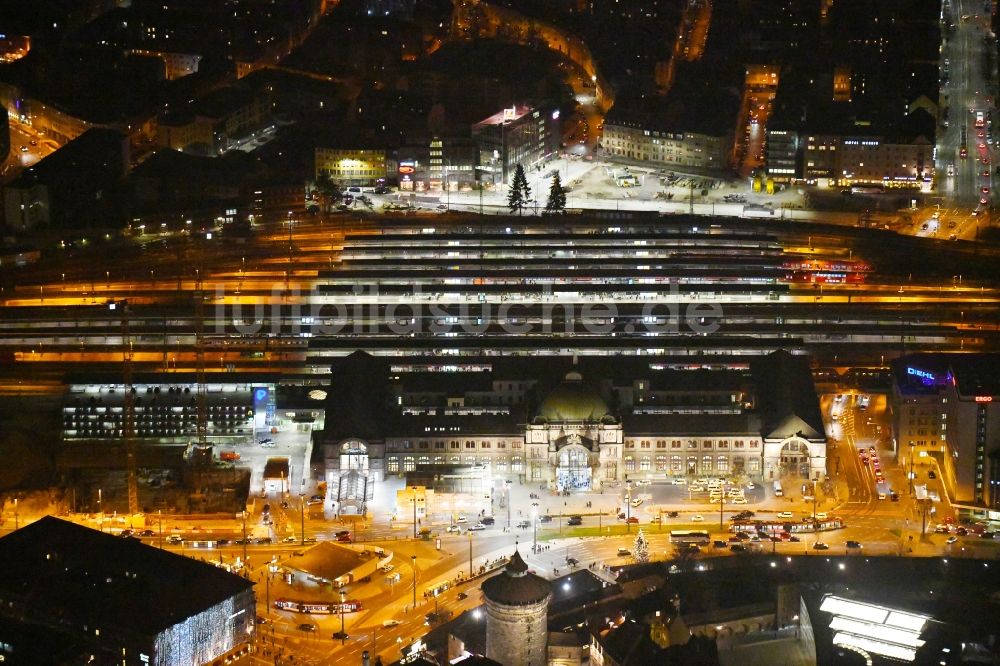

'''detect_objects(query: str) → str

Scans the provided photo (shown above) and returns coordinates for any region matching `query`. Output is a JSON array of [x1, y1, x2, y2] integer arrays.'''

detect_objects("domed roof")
[[536, 372, 611, 422], [481, 550, 552, 606]]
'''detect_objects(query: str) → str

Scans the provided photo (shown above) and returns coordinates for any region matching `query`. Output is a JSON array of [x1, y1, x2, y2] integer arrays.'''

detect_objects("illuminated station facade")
[[316, 350, 827, 510]]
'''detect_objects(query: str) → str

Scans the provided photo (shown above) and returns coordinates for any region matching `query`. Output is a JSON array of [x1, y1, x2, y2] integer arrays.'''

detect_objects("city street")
[[937, 0, 997, 208]]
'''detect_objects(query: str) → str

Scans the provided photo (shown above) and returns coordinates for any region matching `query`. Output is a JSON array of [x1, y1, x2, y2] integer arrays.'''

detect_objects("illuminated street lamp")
[[339, 589, 347, 645], [411, 555, 417, 610], [531, 502, 539, 552]]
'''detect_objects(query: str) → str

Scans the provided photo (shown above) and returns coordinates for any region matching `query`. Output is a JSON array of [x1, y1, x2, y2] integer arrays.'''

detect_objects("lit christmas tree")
[[633, 528, 649, 563]]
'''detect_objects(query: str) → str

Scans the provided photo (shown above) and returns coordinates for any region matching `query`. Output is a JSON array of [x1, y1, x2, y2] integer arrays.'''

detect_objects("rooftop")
[[481, 550, 552, 607], [0, 517, 253, 636]]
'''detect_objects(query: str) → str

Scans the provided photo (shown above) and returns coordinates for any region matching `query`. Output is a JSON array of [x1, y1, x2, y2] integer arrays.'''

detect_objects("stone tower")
[[480, 550, 552, 666]]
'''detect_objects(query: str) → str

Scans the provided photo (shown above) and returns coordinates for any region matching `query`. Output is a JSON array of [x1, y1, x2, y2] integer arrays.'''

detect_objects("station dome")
[[535, 372, 611, 422]]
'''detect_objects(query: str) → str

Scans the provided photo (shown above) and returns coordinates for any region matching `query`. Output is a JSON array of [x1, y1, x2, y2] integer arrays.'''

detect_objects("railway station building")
[[316, 350, 827, 512]]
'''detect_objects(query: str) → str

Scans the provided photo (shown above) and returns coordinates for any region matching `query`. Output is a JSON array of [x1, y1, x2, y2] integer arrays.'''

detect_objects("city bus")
[[669, 530, 711, 545], [773, 481, 783, 497]]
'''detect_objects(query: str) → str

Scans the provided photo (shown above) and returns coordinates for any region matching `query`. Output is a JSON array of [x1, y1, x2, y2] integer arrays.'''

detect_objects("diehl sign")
[[907, 367, 935, 381]]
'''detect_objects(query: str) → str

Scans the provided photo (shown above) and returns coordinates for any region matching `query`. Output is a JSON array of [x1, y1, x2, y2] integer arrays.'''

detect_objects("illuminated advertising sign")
[[975, 396, 993, 403], [398, 162, 415, 175], [906, 367, 935, 382]]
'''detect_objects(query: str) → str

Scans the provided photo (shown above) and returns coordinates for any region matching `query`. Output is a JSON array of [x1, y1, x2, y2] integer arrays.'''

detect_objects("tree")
[[545, 172, 567, 214], [507, 164, 531, 215], [633, 528, 649, 563]]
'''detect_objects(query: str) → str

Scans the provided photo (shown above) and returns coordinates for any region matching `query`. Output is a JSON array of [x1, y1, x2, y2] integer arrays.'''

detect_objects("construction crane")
[[113, 299, 139, 515]]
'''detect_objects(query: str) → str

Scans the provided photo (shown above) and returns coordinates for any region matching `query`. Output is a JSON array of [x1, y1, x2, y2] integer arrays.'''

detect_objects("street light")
[[339, 589, 347, 645], [412, 495, 418, 539], [531, 502, 539, 553], [300, 486, 306, 547], [411, 555, 417, 611], [625, 478, 632, 534]]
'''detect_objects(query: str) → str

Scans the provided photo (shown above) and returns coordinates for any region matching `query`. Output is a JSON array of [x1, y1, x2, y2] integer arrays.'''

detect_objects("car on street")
[[283, 536, 297, 543], [691, 514, 704, 522], [672, 478, 687, 485], [446, 525, 462, 534], [730, 497, 748, 504], [777, 512, 794, 520], [481, 517, 495, 525], [382, 619, 401, 628], [730, 544, 748, 552], [468, 523, 487, 531], [929, 470, 937, 479], [813, 542, 830, 550], [814, 512, 828, 521], [457, 592, 469, 601], [165, 534, 183, 545], [516, 520, 531, 529], [138, 529, 155, 537], [630, 498, 643, 507], [119, 529, 134, 538], [256, 537, 272, 545], [380, 564, 395, 573], [617, 547, 631, 556], [846, 540, 862, 549], [456, 515, 467, 523], [625, 517, 639, 524], [734, 510, 755, 520], [19, 145, 28, 152], [713, 540, 728, 548], [538, 515, 552, 523], [567, 516, 583, 526], [946, 536, 959, 545], [788, 536, 801, 542]]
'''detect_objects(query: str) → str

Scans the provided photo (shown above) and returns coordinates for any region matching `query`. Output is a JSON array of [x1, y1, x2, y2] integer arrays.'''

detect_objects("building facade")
[[318, 351, 828, 514], [396, 136, 479, 192], [890, 354, 1000, 509], [472, 105, 560, 187], [315, 146, 389, 186], [765, 130, 934, 189], [601, 122, 728, 171]]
